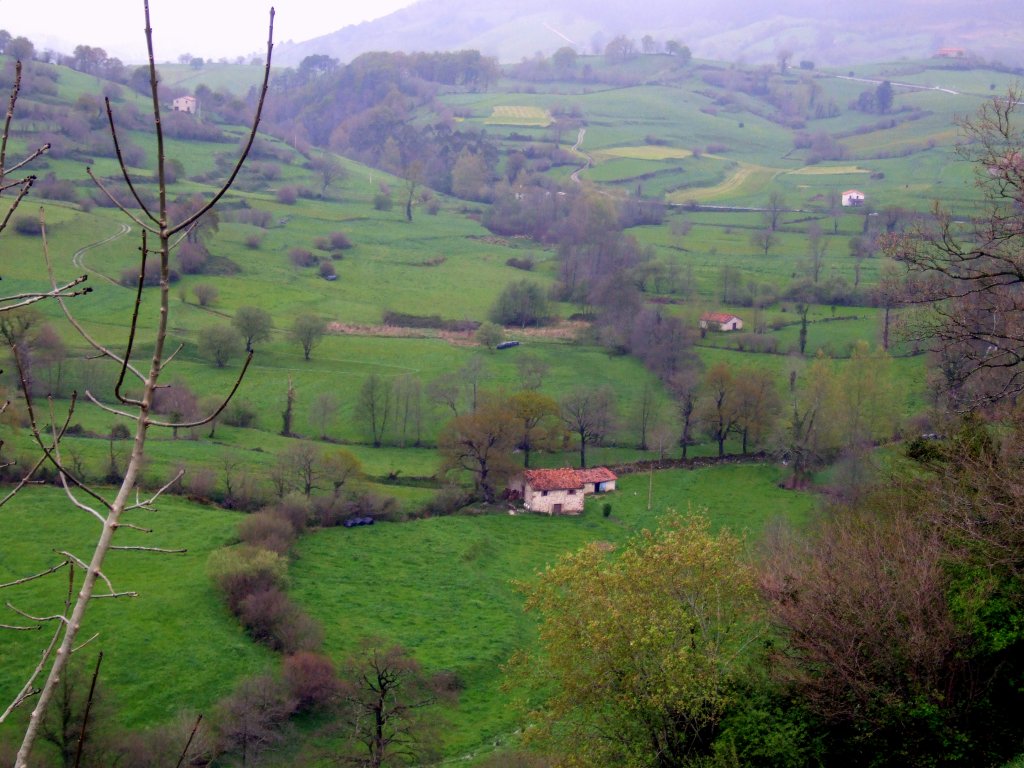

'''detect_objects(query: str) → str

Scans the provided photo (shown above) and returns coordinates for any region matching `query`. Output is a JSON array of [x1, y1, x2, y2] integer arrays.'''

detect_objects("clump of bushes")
[[288, 247, 317, 267], [505, 256, 535, 271]]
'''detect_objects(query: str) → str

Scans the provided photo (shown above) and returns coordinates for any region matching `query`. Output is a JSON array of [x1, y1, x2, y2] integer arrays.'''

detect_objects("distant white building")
[[700, 312, 744, 332], [172, 95, 197, 114], [841, 189, 865, 207]]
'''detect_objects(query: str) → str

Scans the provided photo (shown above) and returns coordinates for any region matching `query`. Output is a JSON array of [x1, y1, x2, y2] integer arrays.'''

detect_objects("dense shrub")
[[382, 311, 479, 332], [276, 186, 298, 205], [239, 512, 296, 554], [373, 191, 393, 211], [273, 494, 311, 533], [288, 248, 317, 268], [177, 242, 210, 274], [733, 333, 779, 354], [319, 261, 337, 279], [283, 652, 341, 712], [505, 256, 535, 271], [207, 545, 288, 613], [223, 399, 258, 428], [13, 216, 42, 236], [418, 485, 474, 517], [236, 587, 324, 653]]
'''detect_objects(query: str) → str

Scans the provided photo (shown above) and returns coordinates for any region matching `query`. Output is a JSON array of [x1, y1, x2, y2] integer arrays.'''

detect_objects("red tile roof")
[[523, 468, 583, 491], [522, 467, 617, 491], [576, 467, 618, 484], [701, 312, 740, 324]]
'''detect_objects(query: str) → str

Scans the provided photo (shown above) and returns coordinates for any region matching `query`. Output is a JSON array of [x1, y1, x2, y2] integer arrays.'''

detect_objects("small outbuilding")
[[700, 312, 743, 332], [841, 189, 865, 207], [508, 467, 618, 515]]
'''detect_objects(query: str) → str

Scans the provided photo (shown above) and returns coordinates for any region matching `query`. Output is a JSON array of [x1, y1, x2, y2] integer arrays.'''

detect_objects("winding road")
[[71, 222, 131, 285]]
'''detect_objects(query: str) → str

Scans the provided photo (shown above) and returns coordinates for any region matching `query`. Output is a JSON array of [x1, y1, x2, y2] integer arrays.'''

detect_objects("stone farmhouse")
[[700, 312, 743, 332], [508, 467, 618, 515]]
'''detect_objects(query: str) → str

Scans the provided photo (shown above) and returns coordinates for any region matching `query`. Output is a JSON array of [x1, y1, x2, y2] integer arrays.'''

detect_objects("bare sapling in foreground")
[[0, 4, 275, 765]]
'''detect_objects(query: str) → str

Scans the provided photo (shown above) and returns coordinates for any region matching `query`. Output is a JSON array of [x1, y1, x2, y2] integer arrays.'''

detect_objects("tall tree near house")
[[670, 369, 701, 460], [507, 389, 559, 468], [560, 385, 616, 469], [359, 373, 392, 448], [0, 8, 274, 765], [779, 353, 839, 488], [732, 367, 782, 454], [633, 379, 662, 451], [701, 361, 739, 457], [438, 395, 518, 503]]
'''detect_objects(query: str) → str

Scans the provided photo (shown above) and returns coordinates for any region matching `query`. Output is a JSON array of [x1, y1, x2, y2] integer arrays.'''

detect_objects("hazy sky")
[[0, 0, 418, 62]]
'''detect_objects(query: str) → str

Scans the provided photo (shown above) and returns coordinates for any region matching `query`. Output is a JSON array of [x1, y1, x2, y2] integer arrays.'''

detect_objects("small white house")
[[841, 189, 865, 207], [172, 95, 197, 114], [700, 312, 744, 332]]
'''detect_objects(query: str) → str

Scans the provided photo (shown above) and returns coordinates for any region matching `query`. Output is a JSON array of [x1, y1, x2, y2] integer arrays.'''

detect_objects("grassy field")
[[0, 50, 1006, 761], [290, 463, 819, 756], [0, 490, 273, 736]]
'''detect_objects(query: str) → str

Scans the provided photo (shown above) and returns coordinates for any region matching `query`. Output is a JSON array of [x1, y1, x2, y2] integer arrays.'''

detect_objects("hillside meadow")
[[0, 46, 1009, 762]]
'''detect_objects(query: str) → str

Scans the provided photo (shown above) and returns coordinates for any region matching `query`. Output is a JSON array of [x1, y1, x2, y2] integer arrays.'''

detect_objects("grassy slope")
[[290, 464, 818, 756], [0, 490, 273, 735], [0, 51, 1002, 759]]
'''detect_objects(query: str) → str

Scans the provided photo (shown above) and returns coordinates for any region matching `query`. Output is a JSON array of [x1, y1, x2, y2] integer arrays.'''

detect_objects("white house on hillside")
[[172, 95, 197, 114], [841, 189, 865, 207], [700, 312, 743, 332]]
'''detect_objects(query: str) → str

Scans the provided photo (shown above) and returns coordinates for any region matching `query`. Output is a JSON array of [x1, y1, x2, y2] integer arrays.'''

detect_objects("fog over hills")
[[274, 0, 1023, 67]]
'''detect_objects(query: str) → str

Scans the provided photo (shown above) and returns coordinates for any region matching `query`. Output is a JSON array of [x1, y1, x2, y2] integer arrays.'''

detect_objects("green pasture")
[[290, 463, 818, 756], [0, 489, 272, 735]]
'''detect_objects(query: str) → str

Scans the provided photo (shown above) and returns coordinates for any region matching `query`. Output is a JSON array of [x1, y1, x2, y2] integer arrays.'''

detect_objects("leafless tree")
[[884, 88, 1024, 407], [336, 640, 454, 768], [359, 373, 392, 448], [0, 7, 274, 765], [560, 385, 616, 468]]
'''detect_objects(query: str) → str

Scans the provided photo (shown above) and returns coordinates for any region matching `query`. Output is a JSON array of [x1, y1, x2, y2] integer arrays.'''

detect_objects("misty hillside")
[[274, 0, 1024, 68]]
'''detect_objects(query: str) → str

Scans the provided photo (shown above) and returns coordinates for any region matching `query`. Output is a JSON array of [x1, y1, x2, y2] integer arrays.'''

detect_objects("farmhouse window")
[[541, 490, 548, 496]]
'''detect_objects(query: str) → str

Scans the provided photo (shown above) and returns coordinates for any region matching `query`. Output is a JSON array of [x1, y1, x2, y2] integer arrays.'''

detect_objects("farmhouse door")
[[553, 503, 563, 514]]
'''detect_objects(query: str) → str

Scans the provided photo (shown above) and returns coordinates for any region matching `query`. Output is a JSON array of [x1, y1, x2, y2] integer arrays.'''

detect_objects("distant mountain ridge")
[[273, 0, 1024, 68]]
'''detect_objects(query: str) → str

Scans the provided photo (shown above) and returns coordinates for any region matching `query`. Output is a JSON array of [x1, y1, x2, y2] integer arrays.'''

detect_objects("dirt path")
[[570, 127, 592, 183], [71, 222, 131, 285]]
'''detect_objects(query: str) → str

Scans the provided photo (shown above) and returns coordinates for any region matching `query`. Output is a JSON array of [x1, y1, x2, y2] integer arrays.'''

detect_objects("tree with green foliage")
[[490, 280, 549, 328], [507, 390, 559, 468], [875, 80, 894, 114], [475, 321, 505, 350], [438, 395, 518, 503], [232, 306, 272, 352], [291, 314, 325, 361], [201, 323, 243, 369], [512, 514, 765, 767]]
